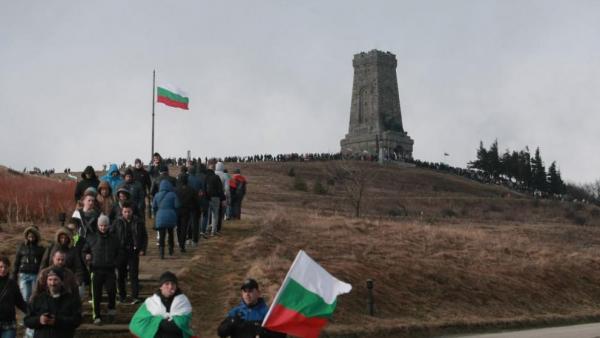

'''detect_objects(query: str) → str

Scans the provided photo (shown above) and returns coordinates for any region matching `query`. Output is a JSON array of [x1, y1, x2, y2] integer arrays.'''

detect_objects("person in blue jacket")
[[152, 180, 181, 259], [217, 278, 286, 338], [100, 164, 123, 196]]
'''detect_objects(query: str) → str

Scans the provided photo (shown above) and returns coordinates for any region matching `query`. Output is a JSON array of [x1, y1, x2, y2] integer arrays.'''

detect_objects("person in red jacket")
[[229, 169, 247, 220]]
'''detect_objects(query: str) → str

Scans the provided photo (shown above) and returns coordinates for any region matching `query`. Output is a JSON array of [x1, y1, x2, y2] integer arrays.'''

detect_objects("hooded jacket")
[[74, 166, 100, 202], [24, 285, 82, 338], [100, 164, 124, 196], [152, 180, 181, 229], [12, 226, 45, 278], [40, 228, 81, 276], [112, 214, 148, 254], [217, 298, 285, 338], [96, 180, 115, 219], [205, 169, 225, 200], [215, 162, 231, 198]]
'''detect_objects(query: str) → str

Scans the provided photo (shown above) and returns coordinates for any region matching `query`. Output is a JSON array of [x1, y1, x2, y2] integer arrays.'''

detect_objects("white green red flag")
[[129, 293, 196, 338], [157, 84, 189, 110], [262, 250, 352, 338]]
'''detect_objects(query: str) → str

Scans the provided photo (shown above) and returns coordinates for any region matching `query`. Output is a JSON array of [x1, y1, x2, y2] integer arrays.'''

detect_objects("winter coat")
[[39, 228, 81, 278], [151, 173, 178, 198], [0, 275, 27, 323], [217, 298, 286, 338], [112, 215, 148, 254], [176, 183, 197, 215], [24, 288, 81, 338], [73, 166, 99, 202], [100, 164, 123, 196], [229, 174, 247, 200], [116, 179, 144, 212], [82, 230, 123, 269], [76, 208, 99, 238], [205, 170, 225, 200], [12, 226, 45, 278], [133, 166, 152, 194], [96, 180, 115, 219], [215, 162, 231, 198], [153, 180, 181, 229]]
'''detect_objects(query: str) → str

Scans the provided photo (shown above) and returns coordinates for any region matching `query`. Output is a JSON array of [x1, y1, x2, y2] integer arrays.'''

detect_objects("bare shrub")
[[292, 176, 307, 191], [326, 162, 371, 217]]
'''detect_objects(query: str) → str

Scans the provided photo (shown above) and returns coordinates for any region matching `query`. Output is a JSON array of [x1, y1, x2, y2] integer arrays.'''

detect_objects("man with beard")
[[34, 250, 79, 299], [24, 268, 81, 338]]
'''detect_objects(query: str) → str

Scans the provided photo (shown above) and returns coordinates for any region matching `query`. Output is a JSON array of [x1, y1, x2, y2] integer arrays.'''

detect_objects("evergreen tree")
[[488, 139, 501, 178], [468, 141, 488, 172], [517, 147, 532, 187], [548, 161, 565, 194], [531, 147, 547, 191]]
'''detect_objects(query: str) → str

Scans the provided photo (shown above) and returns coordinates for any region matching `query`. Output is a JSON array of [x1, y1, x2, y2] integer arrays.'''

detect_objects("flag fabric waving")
[[262, 250, 352, 338], [157, 84, 189, 110]]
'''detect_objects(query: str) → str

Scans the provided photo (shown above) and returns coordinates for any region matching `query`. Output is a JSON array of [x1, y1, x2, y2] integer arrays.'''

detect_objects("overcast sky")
[[1, 1, 598, 183]]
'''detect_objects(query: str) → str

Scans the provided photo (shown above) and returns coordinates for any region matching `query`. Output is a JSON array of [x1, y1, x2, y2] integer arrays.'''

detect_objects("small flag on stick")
[[262, 250, 352, 338]]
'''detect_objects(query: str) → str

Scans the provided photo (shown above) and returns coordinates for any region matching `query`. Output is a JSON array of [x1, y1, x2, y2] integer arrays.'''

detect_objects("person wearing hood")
[[205, 163, 225, 236], [132, 158, 152, 219], [152, 180, 181, 259], [96, 180, 115, 219], [217, 278, 285, 338], [100, 164, 124, 197], [74, 166, 99, 203], [215, 162, 231, 230], [129, 271, 194, 338], [175, 175, 196, 253], [39, 228, 81, 278], [112, 186, 136, 224], [117, 168, 144, 217], [12, 226, 45, 303]]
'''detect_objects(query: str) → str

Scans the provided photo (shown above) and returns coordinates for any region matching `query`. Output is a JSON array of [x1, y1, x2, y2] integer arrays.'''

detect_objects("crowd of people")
[[1, 153, 287, 338]]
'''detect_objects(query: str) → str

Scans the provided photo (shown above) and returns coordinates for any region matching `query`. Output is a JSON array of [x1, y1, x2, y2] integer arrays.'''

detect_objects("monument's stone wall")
[[340, 50, 414, 159]]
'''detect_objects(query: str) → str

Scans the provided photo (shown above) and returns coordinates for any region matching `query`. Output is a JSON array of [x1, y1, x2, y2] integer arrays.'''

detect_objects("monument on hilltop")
[[340, 50, 414, 160]]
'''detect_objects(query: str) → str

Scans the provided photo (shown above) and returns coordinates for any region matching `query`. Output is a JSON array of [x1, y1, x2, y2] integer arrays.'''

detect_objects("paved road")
[[441, 323, 600, 338]]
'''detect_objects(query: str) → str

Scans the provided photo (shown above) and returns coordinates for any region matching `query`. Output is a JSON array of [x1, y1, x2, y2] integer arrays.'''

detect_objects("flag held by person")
[[262, 250, 352, 338], [157, 84, 189, 110]]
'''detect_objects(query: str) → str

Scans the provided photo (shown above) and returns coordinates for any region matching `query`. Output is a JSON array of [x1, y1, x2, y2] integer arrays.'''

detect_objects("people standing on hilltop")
[[0, 256, 27, 338], [83, 215, 123, 325], [217, 278, 286, 338], [132, 158, 152, 219], [129, 271, 195, 338], [96, 180, 115, 220], [205, 163, 225, 236], [112, 201, 147, 304], [175, 175, 196, 253], [74, 166, 99, 203], [153, 180, 181, 259], [100, 164, 124, 197], [24, 268, 82, 338], [12, 226, 45, 303], [229, 168, 247, 220]]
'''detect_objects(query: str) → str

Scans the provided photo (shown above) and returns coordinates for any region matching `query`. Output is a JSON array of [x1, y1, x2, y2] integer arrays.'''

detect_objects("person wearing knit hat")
[[83, 213, 122, 325], [24, 265, 82, 338], [129, 271, 195, 338]]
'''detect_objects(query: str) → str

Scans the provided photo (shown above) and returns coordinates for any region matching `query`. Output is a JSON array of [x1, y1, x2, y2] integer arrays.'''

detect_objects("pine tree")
[[468, 141, 488, 172], [488, 140, 501, 178], [548, 161, 565, 194], [531, 147, 547, 191]]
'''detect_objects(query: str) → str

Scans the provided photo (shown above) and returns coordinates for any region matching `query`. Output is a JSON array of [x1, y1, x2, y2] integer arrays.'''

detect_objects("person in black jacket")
[[205, 163, 225, 236], [0, 256, 27, 338], [24, 268, 81, 338], [12, 225, 45, 304], [73, 165, 99, 203], [112, 201, 148, 304], [132, 158, 152, 219], [175, 175, 196, 253], [83, 215, 123, 325]]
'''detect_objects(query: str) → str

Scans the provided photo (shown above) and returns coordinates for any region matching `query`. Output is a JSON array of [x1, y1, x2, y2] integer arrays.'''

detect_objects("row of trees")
[[468, 140, 565, 194]]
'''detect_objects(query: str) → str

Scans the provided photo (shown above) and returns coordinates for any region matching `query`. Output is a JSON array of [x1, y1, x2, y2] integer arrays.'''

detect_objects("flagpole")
[[151, 70, 156, 161]]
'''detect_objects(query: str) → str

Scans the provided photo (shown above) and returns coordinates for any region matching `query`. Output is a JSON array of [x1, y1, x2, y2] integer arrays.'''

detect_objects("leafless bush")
[[326, 161, 371, 217]]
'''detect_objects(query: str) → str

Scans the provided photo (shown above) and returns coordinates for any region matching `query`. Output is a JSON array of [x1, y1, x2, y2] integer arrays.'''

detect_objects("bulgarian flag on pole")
[[157, 84, 189, 110], [262, 250, 352, 338]]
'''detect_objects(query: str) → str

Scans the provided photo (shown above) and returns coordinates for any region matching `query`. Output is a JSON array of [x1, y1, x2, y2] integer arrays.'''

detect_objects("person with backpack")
[[229, 168, 247, 220]]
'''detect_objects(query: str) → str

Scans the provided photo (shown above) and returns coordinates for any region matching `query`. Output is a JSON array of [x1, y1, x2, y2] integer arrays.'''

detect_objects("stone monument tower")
[[340, 50, 414, 159]]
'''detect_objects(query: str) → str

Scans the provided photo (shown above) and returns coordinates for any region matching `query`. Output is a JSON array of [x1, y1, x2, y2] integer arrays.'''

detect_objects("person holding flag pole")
[[260, 250, 352, 338]]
